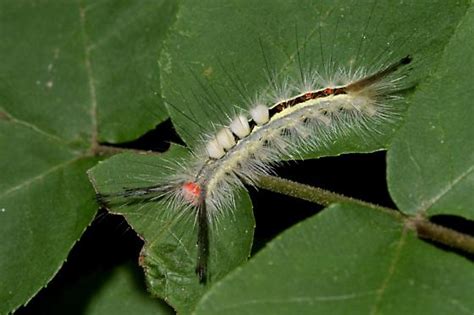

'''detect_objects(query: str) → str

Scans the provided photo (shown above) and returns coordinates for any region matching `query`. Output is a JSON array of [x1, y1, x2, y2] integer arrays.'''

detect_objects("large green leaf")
[[88, 146, 255, 314], [0, 1, 177, 313], [0, 129, 98, 314], [194, 204, 474, 314], [387, 3, 474, 219], [161, 0, 468, 158]]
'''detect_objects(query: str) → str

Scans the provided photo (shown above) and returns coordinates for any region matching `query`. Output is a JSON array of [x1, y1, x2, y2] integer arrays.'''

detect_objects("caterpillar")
[[98, 54, 413, 283]]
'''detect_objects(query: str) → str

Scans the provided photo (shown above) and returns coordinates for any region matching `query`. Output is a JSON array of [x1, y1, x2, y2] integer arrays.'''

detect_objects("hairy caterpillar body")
[[99, 55, 413, 283]]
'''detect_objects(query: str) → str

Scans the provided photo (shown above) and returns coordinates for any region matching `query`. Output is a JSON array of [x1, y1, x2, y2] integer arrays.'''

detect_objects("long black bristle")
[[195, 201, 209, 284]]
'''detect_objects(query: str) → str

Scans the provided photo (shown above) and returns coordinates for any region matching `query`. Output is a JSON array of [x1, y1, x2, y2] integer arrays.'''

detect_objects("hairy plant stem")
[[410, 218, 474, 254], [256, 175, 474, 255], [256, 175, 400, 216]]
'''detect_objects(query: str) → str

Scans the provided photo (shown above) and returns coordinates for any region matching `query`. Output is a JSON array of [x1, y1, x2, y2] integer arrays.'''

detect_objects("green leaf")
[[161, 0, 468, 158], [88, 146, 255, 314], [0, 1, 177, 313], [194, 203, 474, 315], [387, 4, 474, 218], [0, 122, 98, 314], [82, 0, 177, 143], [0, 0, 175, 145]]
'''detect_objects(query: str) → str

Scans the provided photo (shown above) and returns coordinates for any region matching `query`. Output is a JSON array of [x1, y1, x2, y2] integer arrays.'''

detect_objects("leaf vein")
[[214, 290, 378, 311], [78, 0, 98, 148], [0, 158, 80, 199], [369, 228, 407, 315], [0, 108, 66, 144], [418, 164, 474, 213]]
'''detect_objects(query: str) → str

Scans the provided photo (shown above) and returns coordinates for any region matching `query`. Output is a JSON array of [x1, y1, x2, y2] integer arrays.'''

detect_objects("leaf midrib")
[[78, 0, 98, 150], [0, 157, 81, 199]]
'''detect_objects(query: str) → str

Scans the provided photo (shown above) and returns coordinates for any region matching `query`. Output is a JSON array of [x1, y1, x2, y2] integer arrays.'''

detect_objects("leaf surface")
[[0, 124, 98, 314], [195, 204, 474, 315], [387, 3, 474, 219]]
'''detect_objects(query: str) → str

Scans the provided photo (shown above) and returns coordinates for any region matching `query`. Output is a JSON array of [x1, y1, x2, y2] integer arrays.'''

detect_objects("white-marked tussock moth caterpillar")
[[98, 52, 413, 283]]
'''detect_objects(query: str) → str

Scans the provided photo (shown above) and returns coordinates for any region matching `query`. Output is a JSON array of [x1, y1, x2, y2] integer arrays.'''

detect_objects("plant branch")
[[256, 175, 400, 216], [256, 174, 474, 256], [409, 217, 474, 255]]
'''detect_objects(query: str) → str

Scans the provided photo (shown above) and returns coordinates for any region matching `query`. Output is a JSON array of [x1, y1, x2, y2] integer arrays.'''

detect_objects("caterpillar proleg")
[[98, 54, 413, 283]]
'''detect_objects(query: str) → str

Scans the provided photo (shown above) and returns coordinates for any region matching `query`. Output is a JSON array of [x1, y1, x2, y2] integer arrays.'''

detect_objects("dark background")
[[17, 119, 474, 314]]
